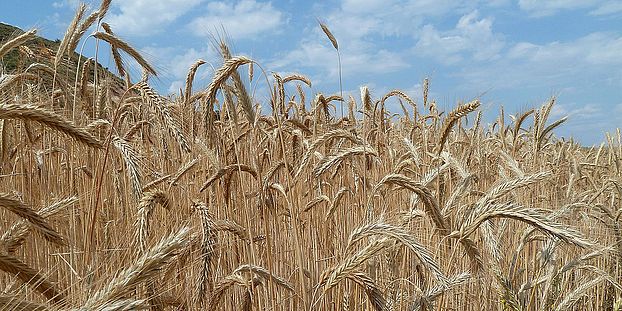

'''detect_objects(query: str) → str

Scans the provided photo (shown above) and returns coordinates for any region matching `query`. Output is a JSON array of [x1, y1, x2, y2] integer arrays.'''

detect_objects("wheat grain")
[[0, 29, 36, 59], [80, 227, 191, 310], [0, 103, 103, 148], [0, 254, 65, 303], [92, 32, 157, 76]]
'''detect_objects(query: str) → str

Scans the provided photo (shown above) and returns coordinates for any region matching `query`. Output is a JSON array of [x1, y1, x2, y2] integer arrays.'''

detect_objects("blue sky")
[[1, 0, 621, 144]]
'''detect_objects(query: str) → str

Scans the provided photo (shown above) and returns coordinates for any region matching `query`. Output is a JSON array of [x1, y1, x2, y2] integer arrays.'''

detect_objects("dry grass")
[[0, 2, 621, 310]]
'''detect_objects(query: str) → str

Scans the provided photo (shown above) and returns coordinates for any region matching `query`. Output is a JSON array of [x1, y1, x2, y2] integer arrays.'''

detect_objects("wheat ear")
[[0, 29, 37, 59], [347, 222, 448, 286], [92, 31, 157, 76], [313, 145, 378, 177], [437, 100, 480, 154], [347, 271, 387, 311], [0, 254, 65, 303], [319, 238, 390, 291], [112, 136, 143, 199], [194, 202, 216, 306], [199, 164, 258, 192], [136, 81, 190, 152], [220, 42, 255, 124], [209, 264, 293, 309], [81, 227, 191, 310], [135, 190, 170, 252], [0, 103, 103, 148], [0, 295, 50, 311], [412, 272, 470, 310], [100, 23, 126, 77], [373, 174, 448, 234], [184, 59, 206, 105], [459, 202, 593, 248], [69, 10, 98, 54], [55, 3, 86, 68], [202, 56, 252, 116], [0, 193, 65, 246], [1, 196, 77, 253]]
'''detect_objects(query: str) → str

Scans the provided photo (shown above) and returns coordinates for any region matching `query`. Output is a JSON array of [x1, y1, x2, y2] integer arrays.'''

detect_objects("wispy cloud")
[[453, 32, 622, 92], [189, 0, 284, 39], [518, 0, 622, 17], [142, 44, 218, 93], [106, 0, 204, 36], [414, 11, 504, 64], [52, 0, 80, 9], [269, 1, 509, 84], [590, 1, 622, 15], [270, 39, 408, 83]]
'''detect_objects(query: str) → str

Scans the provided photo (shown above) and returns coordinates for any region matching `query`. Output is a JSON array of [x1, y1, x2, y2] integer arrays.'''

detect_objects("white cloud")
[[551, 102, 600, 118], [455, 32, 622, 90], [141, 45, 218, 93], [52, 0, 79, 9], [189, 0, 284, 39], [270, 39, 408, 82], [512, 33, 622, 67], [414, 11, 504, 64], [590, 1, 622, 15], [518, 0, 622, 17], [106, 0, 204, 36], [325, 0, 485, 41], [268, 1, 507, 84]]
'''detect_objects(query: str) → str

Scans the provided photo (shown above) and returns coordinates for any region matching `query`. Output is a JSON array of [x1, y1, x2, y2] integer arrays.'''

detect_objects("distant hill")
[[0, 22, 117, 79], [0, 22, 60, 73]]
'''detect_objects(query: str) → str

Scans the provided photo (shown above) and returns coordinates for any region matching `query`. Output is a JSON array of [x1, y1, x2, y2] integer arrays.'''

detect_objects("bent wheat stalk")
[[0, 193, 65, 246], [0, 254, 65, 303], [0, 103, 103, 148], [80, 227, 191, 310], [1, 196, 77, 253], [92, 31, 157, 76], [458, 203, 592, 248], [0, 29, 37, 59]]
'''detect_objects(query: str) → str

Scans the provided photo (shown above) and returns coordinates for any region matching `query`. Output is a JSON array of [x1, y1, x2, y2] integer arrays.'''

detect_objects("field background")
[[1, 1, 622, 310]]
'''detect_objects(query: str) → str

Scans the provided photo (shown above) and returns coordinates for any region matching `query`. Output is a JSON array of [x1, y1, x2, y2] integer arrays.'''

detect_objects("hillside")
[[0, 23, 60, 73], [0, 22, 115, 79]]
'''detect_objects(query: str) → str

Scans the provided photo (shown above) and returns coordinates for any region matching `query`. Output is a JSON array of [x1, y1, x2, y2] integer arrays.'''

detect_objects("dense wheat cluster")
[[1, 2, 622, 310]]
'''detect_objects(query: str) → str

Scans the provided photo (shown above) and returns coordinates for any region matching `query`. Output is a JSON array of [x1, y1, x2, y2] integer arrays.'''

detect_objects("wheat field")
[[1, 1, 622, 310]]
